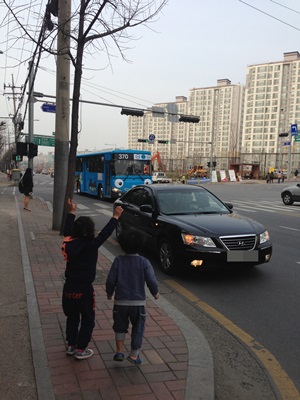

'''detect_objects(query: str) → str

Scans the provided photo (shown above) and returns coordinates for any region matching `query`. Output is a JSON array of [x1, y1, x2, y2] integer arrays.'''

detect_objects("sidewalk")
[[0, 173, 214, 400]]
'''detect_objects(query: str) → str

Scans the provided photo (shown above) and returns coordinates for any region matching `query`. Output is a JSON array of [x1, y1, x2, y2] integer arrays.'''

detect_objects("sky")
[[1, 0, 300, 154]]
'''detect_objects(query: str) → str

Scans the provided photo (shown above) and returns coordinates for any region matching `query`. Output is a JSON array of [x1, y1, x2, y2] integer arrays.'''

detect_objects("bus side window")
[[110, 160, 115, 175], [96, 155, 104, 173], [76, 158, 83, 172]]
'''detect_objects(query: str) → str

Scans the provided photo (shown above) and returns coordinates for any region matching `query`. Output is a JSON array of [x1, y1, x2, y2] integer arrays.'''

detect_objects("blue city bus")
[[75, 149, 152, 199]]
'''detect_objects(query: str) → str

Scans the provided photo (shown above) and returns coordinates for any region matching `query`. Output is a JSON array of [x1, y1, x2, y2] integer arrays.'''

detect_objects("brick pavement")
[[0, 172, 214, 400], [18, 194, 190, 400]]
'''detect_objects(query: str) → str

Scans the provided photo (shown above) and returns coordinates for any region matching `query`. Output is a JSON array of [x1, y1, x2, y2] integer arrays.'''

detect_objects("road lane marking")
[[76, 204, 89, 209], [165, 279, 300, 400], [231, 207, 256, 213], [280, 226, 300, 232], [96, 209, 114, 217], [93, 202, 111, 209]]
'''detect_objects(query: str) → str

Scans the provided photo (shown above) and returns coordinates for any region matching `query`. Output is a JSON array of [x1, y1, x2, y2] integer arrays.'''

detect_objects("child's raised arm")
[[67, 198, 77, 214]]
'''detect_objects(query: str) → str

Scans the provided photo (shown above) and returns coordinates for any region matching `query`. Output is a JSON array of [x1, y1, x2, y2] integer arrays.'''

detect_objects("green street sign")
[[295, 134, 300, 143], [24, 135, 55, 147]]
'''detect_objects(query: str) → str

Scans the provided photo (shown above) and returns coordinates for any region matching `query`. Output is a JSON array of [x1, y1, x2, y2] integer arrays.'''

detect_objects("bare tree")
[[0, 121, 7, 154], [2, 0, 168, 232], [228, 122, 240, 165]]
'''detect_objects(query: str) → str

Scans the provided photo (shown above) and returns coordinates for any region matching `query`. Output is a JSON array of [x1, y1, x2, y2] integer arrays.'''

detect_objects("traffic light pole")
[[287, 131, 292, 181], [210, 140, 213, 183], [28, 60, 34, 170]]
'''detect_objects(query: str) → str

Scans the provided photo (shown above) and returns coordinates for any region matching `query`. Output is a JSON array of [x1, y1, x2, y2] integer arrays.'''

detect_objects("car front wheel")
[[158, 238, 178, 274], [282, 191, 294, 205]]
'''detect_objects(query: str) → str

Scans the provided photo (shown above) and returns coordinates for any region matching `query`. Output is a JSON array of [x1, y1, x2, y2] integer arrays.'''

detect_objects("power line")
[[239, 0, 300, 31], [37, 64, 156, 109], [270, 0, 300, 15]]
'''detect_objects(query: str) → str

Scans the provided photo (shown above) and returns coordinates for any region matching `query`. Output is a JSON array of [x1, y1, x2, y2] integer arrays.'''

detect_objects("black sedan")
[[114, 184, 272, 274]]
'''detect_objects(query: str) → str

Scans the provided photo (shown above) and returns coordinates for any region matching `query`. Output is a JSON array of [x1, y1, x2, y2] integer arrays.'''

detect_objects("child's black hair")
[[118, 230, 145, 254], [71, 216, 95, 238]]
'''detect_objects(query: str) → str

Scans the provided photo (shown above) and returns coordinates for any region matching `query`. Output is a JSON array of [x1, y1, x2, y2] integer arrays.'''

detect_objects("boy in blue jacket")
[[106, 231, 160, 365], [62, 199, 123, 360]]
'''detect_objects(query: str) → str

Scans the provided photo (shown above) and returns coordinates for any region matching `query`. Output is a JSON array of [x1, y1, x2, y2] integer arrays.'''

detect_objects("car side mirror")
[[140, 204, 153, 213], [225, 202, 233, 210], [297, 184, 300, 188]]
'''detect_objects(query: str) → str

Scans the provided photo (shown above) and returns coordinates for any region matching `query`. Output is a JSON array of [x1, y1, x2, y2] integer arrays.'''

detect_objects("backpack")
[[18, 178, 24, 193]]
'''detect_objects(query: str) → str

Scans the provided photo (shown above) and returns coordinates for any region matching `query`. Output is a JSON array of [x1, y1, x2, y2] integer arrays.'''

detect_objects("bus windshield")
[[113, 159, 150, 175]]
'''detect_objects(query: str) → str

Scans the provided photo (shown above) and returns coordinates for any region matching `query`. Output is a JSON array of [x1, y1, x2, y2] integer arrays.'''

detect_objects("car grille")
[[220, 235, 256, 251]]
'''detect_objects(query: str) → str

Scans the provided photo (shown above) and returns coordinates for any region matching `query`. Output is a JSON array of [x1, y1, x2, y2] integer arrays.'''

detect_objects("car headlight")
[[260, 230, 270, 244], [181, 233, 216, 247]]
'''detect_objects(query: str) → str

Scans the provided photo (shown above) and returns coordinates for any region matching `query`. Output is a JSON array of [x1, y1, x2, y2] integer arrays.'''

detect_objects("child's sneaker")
[[74, 348, 93, 360], [66, 345, 76, 356]]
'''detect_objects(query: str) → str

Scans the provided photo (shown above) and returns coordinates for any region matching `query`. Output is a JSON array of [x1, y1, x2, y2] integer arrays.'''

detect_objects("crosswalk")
[[19, 179, 300, 216], [228, 199, 300, 214], [76, 202, 113, 217], [74, 199, 300, 217]]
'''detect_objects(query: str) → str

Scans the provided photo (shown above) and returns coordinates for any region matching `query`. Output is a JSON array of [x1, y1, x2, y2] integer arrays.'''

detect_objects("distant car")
[[281, 183, 300, 205], [113, 184, 272, 274]]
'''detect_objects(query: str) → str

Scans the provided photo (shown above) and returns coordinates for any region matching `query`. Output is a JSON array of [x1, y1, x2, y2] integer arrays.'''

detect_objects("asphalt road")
[[32, 175, 300, 398]]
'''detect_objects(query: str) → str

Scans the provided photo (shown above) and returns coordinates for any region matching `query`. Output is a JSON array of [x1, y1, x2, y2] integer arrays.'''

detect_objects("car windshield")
[[156, 188, 230, 215]]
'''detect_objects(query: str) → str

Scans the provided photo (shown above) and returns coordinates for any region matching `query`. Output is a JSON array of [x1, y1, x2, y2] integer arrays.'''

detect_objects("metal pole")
[[210, 131, 214, 183], [28, 61, 34, 170], [287, 127, 292, 181]]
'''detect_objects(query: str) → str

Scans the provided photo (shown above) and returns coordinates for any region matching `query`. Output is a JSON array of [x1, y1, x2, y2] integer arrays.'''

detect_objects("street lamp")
[[105, 143, 117, 150]]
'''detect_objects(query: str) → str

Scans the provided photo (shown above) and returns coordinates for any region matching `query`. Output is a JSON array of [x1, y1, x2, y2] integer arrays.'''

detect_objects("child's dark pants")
[[113, 305, 146, 351], [62, 282, 95, 349]]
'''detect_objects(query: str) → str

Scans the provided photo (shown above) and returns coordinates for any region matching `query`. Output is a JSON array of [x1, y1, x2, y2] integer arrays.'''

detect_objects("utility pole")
[[28, 60, 34, 170], [3, 76, 23, 143], [52, 0, 71, 231]]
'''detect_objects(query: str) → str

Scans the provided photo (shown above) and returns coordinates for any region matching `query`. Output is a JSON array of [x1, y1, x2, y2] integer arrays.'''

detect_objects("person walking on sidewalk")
[[22, 167, 34, 211], [106, 231, 160, 365], [61, 198, 123, 360]]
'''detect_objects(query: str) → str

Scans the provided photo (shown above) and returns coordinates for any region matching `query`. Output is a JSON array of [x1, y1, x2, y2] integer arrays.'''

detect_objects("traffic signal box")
[[158, 140, 169, 144], [16, 142, 28, 156], [16, 142, 38, 158], [279, 133, 289, 137], [207, 161, 217, 167], [28, 143, 38, 158]]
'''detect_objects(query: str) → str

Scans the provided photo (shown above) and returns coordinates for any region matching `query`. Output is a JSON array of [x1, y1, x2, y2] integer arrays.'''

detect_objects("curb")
[[15, 192, 215, 400]]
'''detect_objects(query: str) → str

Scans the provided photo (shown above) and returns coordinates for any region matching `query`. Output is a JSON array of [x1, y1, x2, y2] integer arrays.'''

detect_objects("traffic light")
[[18, 121, 24, 131], [16, 142, 28, 156], [12, 153, 23, 161], [212, 161, 217, 167], [179, 115, 200, 123], [157, 140, 169, 144], [28, 143, 38, 158], [279, 133, 289, 137], [121, 108, 144, 117], [207, 162, 211, 167], [138, 139, 149, 143]]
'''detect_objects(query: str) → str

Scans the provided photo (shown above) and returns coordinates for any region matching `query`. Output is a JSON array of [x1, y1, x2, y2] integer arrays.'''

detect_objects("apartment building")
[[127, 52, 300, 175], [128, 81, 244, 172], [188, 79, 244, 170], [242, 51, 300, 173], [127, 97, 189, 172]]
